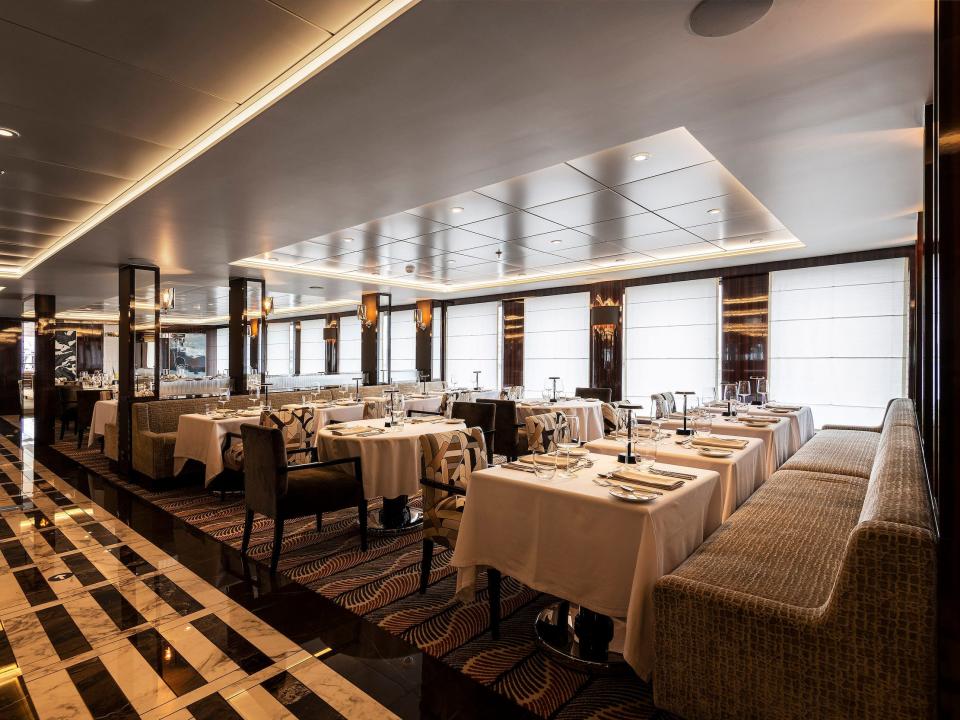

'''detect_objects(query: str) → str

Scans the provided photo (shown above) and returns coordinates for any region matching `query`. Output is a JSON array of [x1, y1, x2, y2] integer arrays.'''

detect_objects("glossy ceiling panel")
[[405, 191, 514, 226], [567, 127, 716, 187], [459, 242, 564, 267], [643, 241, 722, 260], [615, 160, 744, 210], [0, 210, 76, 236], [655, 191, 765, 227], [574, 212, 676, 242], [354, 212, 449, 240], [272, 0, 378, 33], [0, 229, 58, 250], [460, 211, 565, 241], [0, 153, 132, 204], [687, 212, 786, 241], [545, 239, 632, 262], [0, 189, 103, 223], [513, 228, 595, 253], [409, 227, 500, 254], [0, 0, 333, 103], [617, 228, 706, 253], [527, 189, 644, 226], [477, 164, 604, 209]]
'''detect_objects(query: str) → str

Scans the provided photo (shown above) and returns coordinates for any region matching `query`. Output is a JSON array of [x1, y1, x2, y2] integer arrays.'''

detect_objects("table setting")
[[451, 448, 722, 678], [516, 398, 605, 442], [172, 406, 265, 484], [88, 398, 119, 446]]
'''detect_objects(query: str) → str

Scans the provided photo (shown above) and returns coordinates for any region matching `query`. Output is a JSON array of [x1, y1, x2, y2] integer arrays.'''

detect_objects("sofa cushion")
[[779, 428, 880, 479], [882, 398, 917, 433], [860, 423, 932, 530], [669, 472, 866, 607]]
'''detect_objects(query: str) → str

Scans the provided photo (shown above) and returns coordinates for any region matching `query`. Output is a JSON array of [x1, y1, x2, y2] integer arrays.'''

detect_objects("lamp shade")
[[590, 305, 620, 327], [323, 326, 337, 341]]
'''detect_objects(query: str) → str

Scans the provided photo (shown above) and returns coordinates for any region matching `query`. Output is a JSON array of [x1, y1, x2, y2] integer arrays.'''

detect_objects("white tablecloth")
[[703, 404, 815, 454], [585, 433, 766, 520], [662, 415, 793, 477], [173, 413, 261, 484], [451, 453, 722, 678], [403, 396, 443, 414], [318, 418, 466, 499], [88, 399, 118, 446], [281, 402, 365, 427], [516, 400, 605, 441]]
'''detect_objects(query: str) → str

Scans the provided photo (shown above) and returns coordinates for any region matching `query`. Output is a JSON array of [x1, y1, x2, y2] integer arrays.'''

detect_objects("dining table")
[[88, 398, 119, 447], [516, 399, 606, 441], [584, 431, 766, 520], [172, 410, 264, 484], [451, 451, 722, 678], [660, 414, 793, 477], [281, 401, 365, 426], [317, 416, 466, 531], [702, 403, 815, 454], [403, 395, 443, 415]]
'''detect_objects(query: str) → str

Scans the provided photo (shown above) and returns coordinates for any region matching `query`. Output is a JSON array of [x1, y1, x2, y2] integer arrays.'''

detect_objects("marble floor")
[[0, 419, 533, 720]]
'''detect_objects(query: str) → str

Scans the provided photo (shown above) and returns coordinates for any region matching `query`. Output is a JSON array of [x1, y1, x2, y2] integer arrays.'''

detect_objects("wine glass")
[[693, 414, 713, 438], [636, 437, 657, 472], [649, 404, 664, 440], [542, 388, 552, 402], [218, 387, 229, 413], [756, 378, 769, 405], [736, 380, 751, 407], [556, 415, 580, 479], [721, 383, 737, 407], [531, 451, 556, 481]]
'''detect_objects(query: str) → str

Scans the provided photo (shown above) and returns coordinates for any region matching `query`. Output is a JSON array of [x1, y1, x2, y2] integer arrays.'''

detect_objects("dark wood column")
[[293, 321, 302, 375], [360, 293, 379, 385], [590, 281, 624, 401], [229, 277, 266, 394], [118, 265, 159, 471], [502, 299, 524, 387], [324, 316, 339, 374], [415, 299, 433, 379], [0, 319, 22, 416], [32, 295, 56, 444], [720, 274, 769, 391], [936, 2, 959, 715]]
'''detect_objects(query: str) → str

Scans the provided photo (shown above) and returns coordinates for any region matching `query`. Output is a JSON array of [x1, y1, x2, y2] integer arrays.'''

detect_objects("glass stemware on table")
[[555, 414, 581, 479], [755, 378, 769, 405], [736, 379, 751, 407], [692, 413, 713, 439], [218, 387, 230, 413]]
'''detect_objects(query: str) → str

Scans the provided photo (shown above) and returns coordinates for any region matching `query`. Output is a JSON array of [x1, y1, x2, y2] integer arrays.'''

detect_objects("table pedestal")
[[368, 495, 423, 535], [534, 602, 629, 675]]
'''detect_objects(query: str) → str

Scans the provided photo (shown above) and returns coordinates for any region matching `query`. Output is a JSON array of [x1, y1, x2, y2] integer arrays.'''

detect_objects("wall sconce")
[[262, 296, 274, 316], [323, 325, 338, 342], [37, 317, 56, 335], [159, 287, 175, 314], [590, 305, 620, 342], [414, 308, 429, 331], [249, 317, 260, 339], [357, 303, 374, 329]]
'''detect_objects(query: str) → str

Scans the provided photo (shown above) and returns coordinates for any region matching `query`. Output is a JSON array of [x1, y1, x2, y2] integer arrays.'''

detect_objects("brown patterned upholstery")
[[653, 398, 936, 720], [778, 428, 880, 479], [600, 402, 619, 434], [103, 421, 119, 461], [524, 412, 561, 453], [418, 428, 488, 594]]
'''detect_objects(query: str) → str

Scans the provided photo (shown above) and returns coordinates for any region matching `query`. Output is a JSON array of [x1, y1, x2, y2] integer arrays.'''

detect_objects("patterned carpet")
[[51, 439, 666, 719]]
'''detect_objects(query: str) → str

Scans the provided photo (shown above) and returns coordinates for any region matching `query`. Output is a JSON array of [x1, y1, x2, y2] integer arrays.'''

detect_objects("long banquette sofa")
[[653, 398, 936, 720]]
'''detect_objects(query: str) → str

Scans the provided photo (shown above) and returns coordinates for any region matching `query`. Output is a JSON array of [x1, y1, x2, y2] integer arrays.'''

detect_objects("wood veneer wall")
[[502, 299, 524, 387], [720, 274, 769, 388]]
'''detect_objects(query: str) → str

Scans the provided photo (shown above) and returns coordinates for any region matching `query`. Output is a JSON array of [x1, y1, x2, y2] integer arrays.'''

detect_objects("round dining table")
[[317, 416, 466, 532], [516, 399, 606, 441]]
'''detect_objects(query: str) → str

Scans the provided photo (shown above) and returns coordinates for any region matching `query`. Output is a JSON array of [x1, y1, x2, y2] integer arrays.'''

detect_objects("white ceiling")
[[0, 0, 931, 315]]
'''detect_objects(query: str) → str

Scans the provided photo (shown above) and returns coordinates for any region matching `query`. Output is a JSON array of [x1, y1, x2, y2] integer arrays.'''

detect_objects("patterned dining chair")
[[651, 393, 670, 419], [524, 412, 563, 453], [575, 387, 613, 403], [662, 392, 677, 414], [600, 402, 620, 435]]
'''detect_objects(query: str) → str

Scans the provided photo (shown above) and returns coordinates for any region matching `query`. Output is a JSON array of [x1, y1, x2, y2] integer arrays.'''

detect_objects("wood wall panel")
[[590, 280, 624, 401], [33, 296, 56, 444], [502, 299, 523, 387], [720, 274, 769, 391], [0, 319, 22, 416]]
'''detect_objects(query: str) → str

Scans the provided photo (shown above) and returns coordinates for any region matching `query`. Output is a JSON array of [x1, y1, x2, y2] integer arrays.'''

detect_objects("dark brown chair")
[[239, 424, 367, 573], [55, 385, 79, 440], [477, 399, 527, 461], [575, 387, 613, 403], [450, 401, 495, 464], [76, 389, 111, 449]]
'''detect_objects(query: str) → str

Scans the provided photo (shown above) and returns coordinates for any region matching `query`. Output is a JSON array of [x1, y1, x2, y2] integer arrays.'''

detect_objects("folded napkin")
[[740, 415, 780, 424], [335, 399, 357, 405], [612, 468, 684, 490], [668, 412, 689, 420], [330, 425, 374, 436], [691, 437, 748, 450], [768, 404, 801, 411], [518, 453, 577, 468], [609, 427, 657, 439]]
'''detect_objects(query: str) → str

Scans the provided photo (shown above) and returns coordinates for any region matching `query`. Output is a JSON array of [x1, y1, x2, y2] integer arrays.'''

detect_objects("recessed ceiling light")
[[0, 127, 20, 139], [342, 237, 354, 244], [749, 237, 764, 244], [450, 206, 464, 214], [631, 152, 651, 162], [0, 170, 5, 175], [447, 259, 455, 264], [615, 258, 626, 263], [266, 256, 279, 262], [707, 208, 722, 215], [550, 239, 562, 245], [309, 285, 324, 290]]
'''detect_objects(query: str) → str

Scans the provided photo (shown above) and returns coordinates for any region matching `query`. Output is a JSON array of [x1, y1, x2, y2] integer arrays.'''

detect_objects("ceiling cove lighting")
[[0, 127, 20, 138], [231, 238, 804, 293], [4, 0, 419, 279]]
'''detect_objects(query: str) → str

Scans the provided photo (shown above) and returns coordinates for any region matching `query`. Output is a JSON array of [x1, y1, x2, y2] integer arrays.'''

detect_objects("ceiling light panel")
[[526, 188, 645, 226], [615, 160, 745, 210], [405, 191, 514, 226], [459, 211, 565, 241], [476, 163, 604, 209]]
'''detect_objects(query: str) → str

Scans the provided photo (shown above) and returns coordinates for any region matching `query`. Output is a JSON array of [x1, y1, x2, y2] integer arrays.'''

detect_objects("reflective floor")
[[0, 418, 531, 720]]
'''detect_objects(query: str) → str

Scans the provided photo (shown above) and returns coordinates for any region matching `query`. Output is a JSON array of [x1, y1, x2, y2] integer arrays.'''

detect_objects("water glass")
[[693, 414, 713, 438], [204, 403, 214, 417], [532, 452, 557, 481], [556, 415, 581, 478], [637, 437, 657, 471]]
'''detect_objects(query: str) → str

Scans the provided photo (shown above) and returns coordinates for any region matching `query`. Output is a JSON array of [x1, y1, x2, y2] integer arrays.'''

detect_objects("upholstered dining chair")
[[600, 402, 620, 435], [75, 388, 111, 449], [240, 424, 366, 573], [476, 399, 528, 461], [418, 428, 503, 636], [450, 401, 495, 463], [575, 387, 613, 403], [662, 392, 677, 413], [651, 393, 670, 419], [524, 412, 563, 453], [56, 385, 79, 440]]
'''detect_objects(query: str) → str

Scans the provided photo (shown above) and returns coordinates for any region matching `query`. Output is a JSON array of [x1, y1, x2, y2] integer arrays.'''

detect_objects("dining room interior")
[[0, 0, 955, 718]]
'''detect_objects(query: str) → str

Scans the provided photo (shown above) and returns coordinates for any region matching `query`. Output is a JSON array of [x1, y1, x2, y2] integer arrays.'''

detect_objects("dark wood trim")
[[589, 281, 624, 401], [293, 321, 302, 375], [324, 315, 339, 374], [0, 318, 22, 416], [502, 299, 523, 387], [414, 299, 433, 379], [33, 295, 56, 445], [719, 274, 769, 390], [359, 293, 379, 385]]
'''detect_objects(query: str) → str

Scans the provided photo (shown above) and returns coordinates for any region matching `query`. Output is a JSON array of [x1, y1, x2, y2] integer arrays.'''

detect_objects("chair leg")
[[270, 518, 284, 574], [488, 568, 501, 640], [420, 538, 434, 594], [358, 500, 367, 552], [240, 509, 254, 556], [77, 426, 84, 449], [59, 420, 65, 441], [316, 513, 322, 533]]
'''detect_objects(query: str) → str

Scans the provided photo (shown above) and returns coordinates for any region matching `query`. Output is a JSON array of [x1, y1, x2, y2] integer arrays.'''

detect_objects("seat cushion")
[[669, 472, 866, 607], [281, 466, 362, 517], [779, 428, 880, 479]]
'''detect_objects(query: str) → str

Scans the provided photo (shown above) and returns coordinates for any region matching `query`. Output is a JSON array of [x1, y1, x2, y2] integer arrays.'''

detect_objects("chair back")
[[651, 393, 669, 419], [419, 428, 487, 549], [662, 392, 677, 413], [477, 399, 521, 456], [601, 402, 619, 434], [524, 412, 562, 453], [240, 424, 288, 517], [55, 385, 78, 414], [265, 407, 316, 448], [76, 389, 110, 426], [450, 401, 494, 431], [575, 387, 613, 403]]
